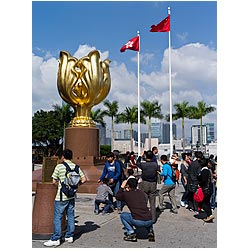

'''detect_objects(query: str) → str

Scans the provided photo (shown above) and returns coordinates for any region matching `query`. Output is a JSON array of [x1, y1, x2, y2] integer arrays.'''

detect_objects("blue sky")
[[32, 0, 217, 140], [32, 1, 217, 60]]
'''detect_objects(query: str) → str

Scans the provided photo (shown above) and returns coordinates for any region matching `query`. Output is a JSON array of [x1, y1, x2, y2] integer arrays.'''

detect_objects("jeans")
[[109, 180, 122, 209], [181, 178, 189, 203], [120, 212, 153, 235], [210, 181, 217, 209], [50, 199, 75, 241], [95, 199, 113, 213]]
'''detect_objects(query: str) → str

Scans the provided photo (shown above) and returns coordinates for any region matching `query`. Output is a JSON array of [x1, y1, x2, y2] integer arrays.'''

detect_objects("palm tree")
[[90, 108, 106, 127], [141, 100, 163, 150], [102, 100, 119, 151], [52, 103, 74, 128], [189, 101, 216, 151], [50, 104, 74, 154], [118, 106, 146, 152], [166, 101, 191, 152]]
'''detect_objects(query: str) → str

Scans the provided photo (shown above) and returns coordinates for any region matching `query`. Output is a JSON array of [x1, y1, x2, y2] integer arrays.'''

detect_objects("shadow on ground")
[[74, 221, 101, 240]]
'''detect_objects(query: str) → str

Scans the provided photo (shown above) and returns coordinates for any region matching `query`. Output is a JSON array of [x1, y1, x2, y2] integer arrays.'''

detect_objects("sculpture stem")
[[75, 105, 91, 117]]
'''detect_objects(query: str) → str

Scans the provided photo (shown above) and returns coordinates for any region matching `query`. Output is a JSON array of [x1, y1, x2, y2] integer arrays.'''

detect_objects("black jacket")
[[187, 159, 202, 185], [136, 156, 159, 182], [197, 167, 213, 196]]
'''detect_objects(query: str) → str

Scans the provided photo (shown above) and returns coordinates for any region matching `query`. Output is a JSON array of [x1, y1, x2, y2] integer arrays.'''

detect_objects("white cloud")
[[73, 44, 109, 61], [32, 42, 217, 138], [32, 54, 61, 112]]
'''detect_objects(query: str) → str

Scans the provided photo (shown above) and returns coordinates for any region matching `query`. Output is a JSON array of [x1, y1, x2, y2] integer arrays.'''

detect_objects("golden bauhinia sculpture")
[[57, 50, 111, 127]]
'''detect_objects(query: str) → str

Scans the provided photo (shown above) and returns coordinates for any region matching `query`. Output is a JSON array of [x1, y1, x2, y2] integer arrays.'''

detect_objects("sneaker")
[[148, 231, 155, 242], [123, 233, 137, 242], [187, 206, 194, 212], [180, 201, 186, 207], [94, 210, 99, 215], [203, 215, 215, 222], [117, 208, 122, 214], [170, 208, 178, 214], [185, 204, 189, 208], [65, 237, 73, 243], [44, 239, 60, 247]]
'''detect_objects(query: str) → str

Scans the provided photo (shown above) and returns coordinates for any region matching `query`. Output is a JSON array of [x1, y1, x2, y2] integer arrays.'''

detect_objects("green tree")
[[32, 110, 64, 156], [52, 103, 74, 128], [141, 100, 163, 150], [189, 101, 216, 151], [90, 108, 106, 127], [102, 100, 119, 151], [166, 101, 192, 152], [118, 106, 146, 152], [100, 145, 111, 156]]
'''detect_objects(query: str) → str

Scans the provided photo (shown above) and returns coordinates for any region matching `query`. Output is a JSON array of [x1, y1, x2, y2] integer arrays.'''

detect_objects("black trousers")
[[187, 191, 198, 211], [200, 193, 212, 217]]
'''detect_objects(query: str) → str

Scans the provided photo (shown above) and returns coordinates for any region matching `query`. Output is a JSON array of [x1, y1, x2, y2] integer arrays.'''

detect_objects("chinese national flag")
[[120, 36, 139, 52], [150, 15, 170, 32]]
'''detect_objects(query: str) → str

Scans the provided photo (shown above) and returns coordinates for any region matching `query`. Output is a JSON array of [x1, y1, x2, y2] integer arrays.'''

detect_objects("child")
[[94, 178, 113, 215]]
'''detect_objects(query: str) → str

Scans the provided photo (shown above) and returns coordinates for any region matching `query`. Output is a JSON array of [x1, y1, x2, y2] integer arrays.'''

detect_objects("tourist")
[[180, 153, 190, 207], [44, 149, 87, 247], [98, 152, 122, 213], [186, 151, 203, 212], [116, 178, 155, 242], [94, 178, 113, 215], [197, 158, 215, 222], [136, 150, 160, 223], [158, 154, 178, 214]]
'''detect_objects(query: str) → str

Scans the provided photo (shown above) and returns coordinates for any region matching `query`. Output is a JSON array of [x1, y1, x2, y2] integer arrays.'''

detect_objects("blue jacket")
[[160, 163, 175, 185], [100, 160, 121, 181]]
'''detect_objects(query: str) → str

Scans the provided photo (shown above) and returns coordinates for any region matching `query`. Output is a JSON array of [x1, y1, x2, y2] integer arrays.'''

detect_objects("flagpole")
[[168, 6, 173, 156], [137, 30, 141, 157]]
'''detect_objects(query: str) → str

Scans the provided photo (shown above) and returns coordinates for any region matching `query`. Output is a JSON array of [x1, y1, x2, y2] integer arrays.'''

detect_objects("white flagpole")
[[168, 7, 173, 156], [137, 30, 141, 157]]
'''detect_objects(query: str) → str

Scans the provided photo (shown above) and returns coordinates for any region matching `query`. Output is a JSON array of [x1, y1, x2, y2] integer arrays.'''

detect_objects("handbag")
[[193, 187, 204, 202]]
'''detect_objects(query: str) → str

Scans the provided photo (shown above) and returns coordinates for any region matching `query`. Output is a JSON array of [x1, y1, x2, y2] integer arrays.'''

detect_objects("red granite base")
[[32, 183, 66, 238]]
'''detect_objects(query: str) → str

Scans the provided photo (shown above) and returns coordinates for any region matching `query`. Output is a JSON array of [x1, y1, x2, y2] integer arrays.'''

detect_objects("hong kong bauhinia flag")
[[150, 14, 170, 32], [120, 36, 139, 52]]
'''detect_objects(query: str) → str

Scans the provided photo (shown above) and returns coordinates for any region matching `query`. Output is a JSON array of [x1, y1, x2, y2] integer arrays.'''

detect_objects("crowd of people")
[[43, 147, 217, 246]]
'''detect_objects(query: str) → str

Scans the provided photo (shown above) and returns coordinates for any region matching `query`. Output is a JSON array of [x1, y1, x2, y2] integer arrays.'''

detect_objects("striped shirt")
[[52, 160, 85, 201]]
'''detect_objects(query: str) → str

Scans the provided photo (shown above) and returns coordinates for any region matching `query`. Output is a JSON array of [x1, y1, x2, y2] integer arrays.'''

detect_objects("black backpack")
[[60, 162, 80, 201], [167, 163, 178, 183]]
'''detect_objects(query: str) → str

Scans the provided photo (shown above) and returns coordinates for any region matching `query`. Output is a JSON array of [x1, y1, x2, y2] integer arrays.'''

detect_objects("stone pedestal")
[[64, 127, 99, 163], [64, 127, 105, 193], [32, 182, 66, 239]]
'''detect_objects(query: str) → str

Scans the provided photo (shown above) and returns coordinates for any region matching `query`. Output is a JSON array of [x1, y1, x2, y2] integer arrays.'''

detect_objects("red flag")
[[150, 15, 170, 32], [120, 36, 139, 52]]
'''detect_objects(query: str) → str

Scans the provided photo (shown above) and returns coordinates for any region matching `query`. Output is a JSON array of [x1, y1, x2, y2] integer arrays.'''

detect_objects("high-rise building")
[[151, 118, 162, 143], [141, 132, 149, 144], [191, 125, 207, 146], [124, 129, 138, 141], [205, 123, 215, 143], [96, 124, 106, 145], [162, 123, 177, 143]]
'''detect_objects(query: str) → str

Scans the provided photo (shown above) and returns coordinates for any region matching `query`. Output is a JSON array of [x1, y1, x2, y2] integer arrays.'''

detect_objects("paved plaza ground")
[[32, 181, 217, 248]]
